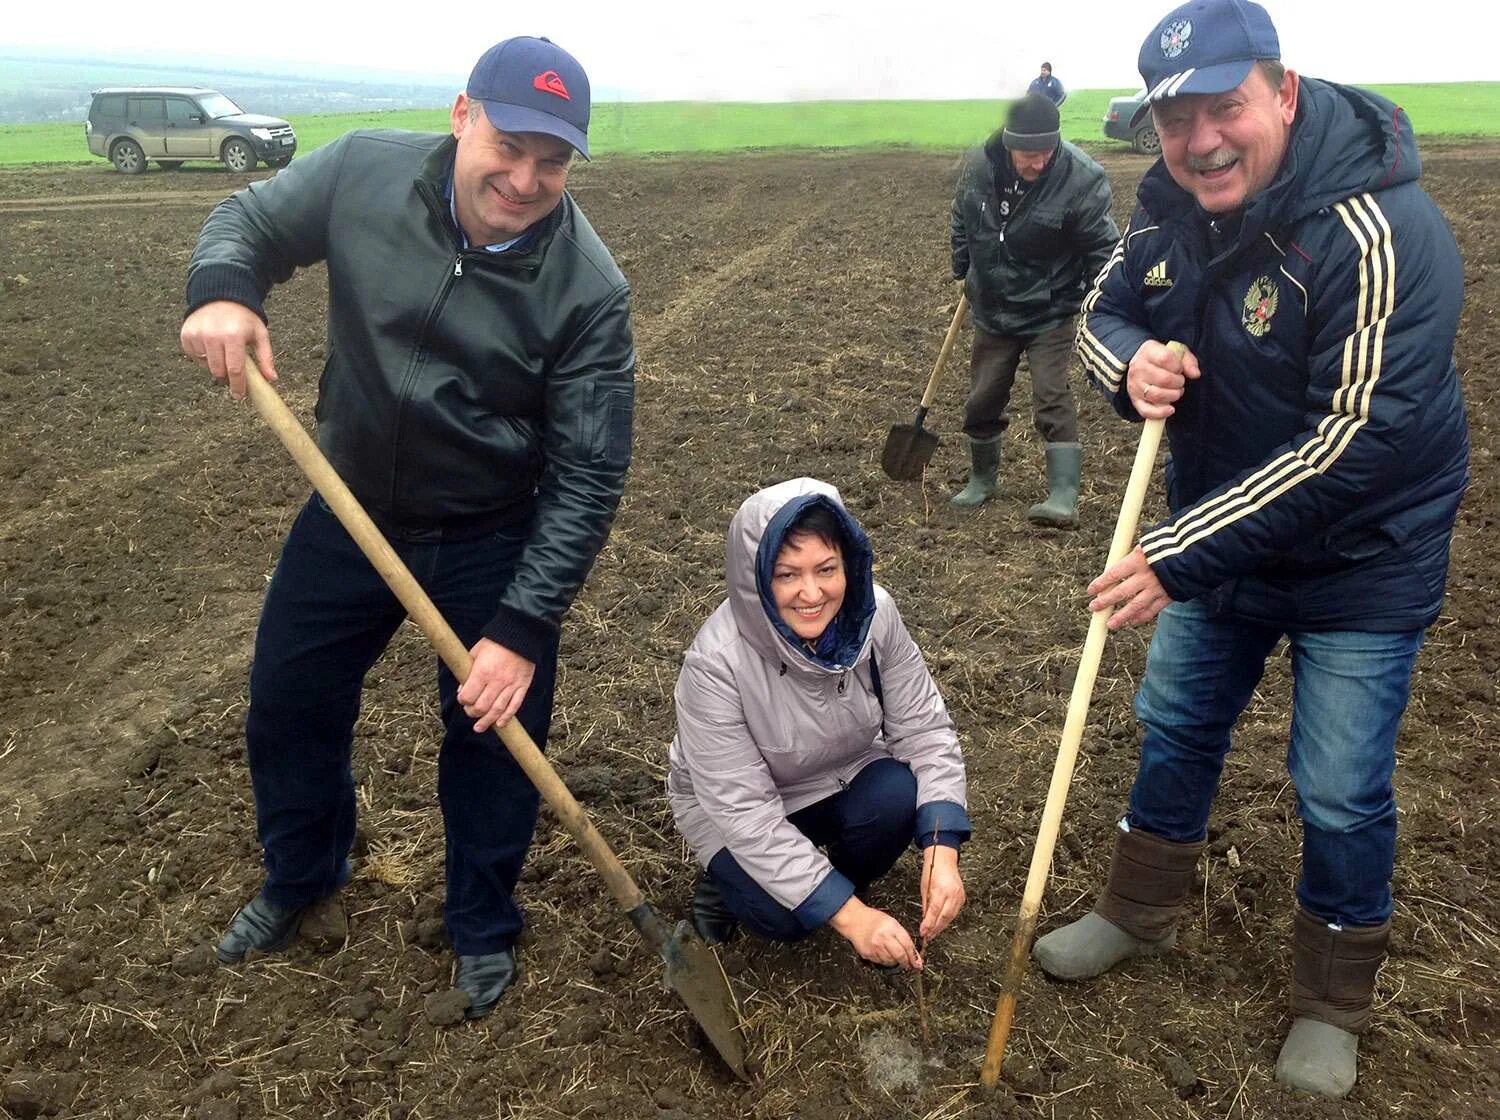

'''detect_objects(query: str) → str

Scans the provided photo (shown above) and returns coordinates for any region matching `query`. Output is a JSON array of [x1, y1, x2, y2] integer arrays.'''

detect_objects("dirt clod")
[[1001, 1054, 1045, 1096], [423, 988, 471, 1026], [298, 895, 349, 951], [3, 1075, 48, 1120], [1161, 1052, 1200, 1098]]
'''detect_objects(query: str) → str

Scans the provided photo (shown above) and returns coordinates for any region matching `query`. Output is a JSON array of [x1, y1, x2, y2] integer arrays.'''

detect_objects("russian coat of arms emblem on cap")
[[1243, 276, 1279, 337], [1161, 19, 1193, 59]]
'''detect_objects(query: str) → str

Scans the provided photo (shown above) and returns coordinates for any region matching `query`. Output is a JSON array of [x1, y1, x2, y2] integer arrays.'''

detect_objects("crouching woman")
[[668, 478, 971, 970]]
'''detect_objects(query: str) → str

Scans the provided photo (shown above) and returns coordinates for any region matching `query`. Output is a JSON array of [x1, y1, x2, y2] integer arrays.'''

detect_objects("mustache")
[[1187, 149, 1238, 172]]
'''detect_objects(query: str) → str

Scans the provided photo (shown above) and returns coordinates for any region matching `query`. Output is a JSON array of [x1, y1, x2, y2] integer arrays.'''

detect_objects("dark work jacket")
[[1078, 78, 1469, 631], [951, 136, 1119, 338], [186, 130, 636, 660]]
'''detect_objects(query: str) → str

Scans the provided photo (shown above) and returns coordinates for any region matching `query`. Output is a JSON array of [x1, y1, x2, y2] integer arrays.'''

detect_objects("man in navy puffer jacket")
[[1035, 0, 1469, 1100]]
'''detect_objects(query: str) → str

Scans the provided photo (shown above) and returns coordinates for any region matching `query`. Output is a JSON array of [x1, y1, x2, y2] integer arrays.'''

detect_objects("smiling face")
[[1152, 65, 1298, 214], [449, 94, 573, 244], [771, 530, 847, 642]]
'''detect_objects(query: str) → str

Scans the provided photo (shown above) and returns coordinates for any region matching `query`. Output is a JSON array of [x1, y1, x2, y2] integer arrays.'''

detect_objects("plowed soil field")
[[1, 144, 1496, 1120]]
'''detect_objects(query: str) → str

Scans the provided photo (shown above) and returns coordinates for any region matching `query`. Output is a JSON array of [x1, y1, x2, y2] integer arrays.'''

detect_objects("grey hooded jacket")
[[667, 479, 970, 930]]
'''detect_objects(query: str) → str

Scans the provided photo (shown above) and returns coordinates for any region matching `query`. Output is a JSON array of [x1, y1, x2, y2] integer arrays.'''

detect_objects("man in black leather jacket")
[[949, 94, 1118, 524], [180, 36, 635, 1019]]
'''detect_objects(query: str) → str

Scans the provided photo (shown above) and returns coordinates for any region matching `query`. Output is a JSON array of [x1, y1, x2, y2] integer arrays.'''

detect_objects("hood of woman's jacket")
[[725, 478, 877, 675]]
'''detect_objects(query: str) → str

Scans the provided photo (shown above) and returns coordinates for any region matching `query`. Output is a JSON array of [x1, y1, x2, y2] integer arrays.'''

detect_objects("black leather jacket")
[[186, 129, 636, 661], [951, 136, 1119, 338]]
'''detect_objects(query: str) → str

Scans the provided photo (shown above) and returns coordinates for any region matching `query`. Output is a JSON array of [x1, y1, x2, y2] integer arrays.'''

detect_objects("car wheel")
[[157, 160, 184, 170], [1133, 126, 1162, 155], [222, 138, 256, 173], [266, 156, 291, 169], [111, 138, 145, 175]]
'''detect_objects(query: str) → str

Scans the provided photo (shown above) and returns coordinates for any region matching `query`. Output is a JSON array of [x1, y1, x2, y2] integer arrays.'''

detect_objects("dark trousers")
[[246, 494, 558, 955], [961, 319, 1079, 444], [707, 757, 918, 942]]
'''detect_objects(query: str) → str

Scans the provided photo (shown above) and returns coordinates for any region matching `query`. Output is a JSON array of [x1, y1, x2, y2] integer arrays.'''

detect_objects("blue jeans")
[[245, 495, 557, 955], [1126, 598, 1424, 927], [707, 757, 918, 941]]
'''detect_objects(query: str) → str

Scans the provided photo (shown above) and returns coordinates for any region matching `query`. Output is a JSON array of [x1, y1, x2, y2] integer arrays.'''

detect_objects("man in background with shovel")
[[948, 93, 1118, 524], [178, 36, 636, 1020], [1051, 0, 1468, 1097]]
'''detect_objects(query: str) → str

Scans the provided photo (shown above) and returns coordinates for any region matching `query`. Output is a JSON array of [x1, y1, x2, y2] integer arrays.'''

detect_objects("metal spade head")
[[661, 919, 749, 1080], [630, 903, 749, 1081], [881, 421, 940, 481]]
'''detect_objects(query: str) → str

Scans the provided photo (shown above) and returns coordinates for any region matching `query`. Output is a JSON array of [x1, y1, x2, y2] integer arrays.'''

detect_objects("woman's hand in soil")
[[180, 299, 278, 401], [829, 897, 922, 970], [918, 844, 965, 942], [459, 639, 535, 734]]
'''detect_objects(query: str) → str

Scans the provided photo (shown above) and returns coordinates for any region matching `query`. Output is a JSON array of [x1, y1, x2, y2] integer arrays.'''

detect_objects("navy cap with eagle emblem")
[[1132, 0, 1280, 127]]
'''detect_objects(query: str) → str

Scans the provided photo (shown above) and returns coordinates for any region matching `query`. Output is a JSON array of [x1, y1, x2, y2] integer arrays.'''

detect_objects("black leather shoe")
[[690, 871, 740, 945], [215, 892, 307, 964], [455, 950, 520, 1019]]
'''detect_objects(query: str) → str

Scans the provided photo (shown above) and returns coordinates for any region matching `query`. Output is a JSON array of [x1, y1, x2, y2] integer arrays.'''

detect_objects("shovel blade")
[[662, 920, 750, 1081], [881, 422, 940, 481]]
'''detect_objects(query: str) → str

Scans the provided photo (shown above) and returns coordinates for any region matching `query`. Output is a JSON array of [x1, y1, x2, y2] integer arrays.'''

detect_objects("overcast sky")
[[3, 0, 1489, 100]]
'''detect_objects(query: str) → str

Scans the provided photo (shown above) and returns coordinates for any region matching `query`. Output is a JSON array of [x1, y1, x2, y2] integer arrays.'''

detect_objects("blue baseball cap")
[[467, 36, 591, 158], [1131, 0, 1280, 126]]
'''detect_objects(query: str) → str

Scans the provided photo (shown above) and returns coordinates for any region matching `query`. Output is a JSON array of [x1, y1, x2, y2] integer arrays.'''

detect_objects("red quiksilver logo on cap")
[[533, 70, 571, 100]]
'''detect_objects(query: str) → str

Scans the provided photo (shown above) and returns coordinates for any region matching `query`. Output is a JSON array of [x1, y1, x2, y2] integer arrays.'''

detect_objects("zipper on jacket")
[[387, 259, 464, 513], [837, 673, 847, 695]]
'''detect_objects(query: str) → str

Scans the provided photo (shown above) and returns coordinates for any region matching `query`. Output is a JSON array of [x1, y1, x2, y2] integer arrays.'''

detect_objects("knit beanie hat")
[[1002, 94, 1061, 151]]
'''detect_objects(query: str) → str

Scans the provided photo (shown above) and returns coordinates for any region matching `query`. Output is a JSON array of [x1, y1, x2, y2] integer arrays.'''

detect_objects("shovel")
[[979, 343, 1182, 1087], [880, 291, 969, 481], [239, 357, 749, 1081]]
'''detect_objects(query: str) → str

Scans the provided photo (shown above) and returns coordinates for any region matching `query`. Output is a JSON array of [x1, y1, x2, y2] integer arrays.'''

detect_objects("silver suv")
[[85, 87, 297, 174]]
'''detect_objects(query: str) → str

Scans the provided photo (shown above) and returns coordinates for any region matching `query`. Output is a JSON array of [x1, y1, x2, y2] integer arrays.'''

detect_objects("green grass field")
[[5, 83, 1496, 168]]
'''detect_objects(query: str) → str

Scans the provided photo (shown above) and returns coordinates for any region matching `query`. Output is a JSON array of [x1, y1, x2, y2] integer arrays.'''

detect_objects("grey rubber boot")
[[1276, 1020, 1358, 1098], [1033, 823, 1202, 980], [950, 437, 1001, 508], [1274, 909, 1390, 1098], [1027, 442, 1082, 527]]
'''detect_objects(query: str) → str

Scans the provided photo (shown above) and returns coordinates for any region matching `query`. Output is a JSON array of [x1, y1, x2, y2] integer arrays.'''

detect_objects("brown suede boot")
[[1275, 908, 1390, 1098], [1033, 825, 1203, 980]]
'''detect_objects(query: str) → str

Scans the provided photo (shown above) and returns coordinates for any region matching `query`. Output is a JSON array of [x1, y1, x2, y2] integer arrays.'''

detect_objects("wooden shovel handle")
[[918, 292, 969, 411], [979, 343, 1179, 1087], [242, 357, 647, 914]]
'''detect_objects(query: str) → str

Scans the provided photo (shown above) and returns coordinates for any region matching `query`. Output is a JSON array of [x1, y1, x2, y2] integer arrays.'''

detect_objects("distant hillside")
[[0, 53, 462, 124]]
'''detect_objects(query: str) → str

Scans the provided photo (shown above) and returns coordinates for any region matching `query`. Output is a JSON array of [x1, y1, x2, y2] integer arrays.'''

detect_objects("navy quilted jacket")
[[1078, 77, 1469, 631]]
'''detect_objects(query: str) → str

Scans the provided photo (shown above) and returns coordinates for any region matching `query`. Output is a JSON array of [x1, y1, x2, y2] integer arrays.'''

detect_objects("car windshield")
[[196, 93, 243, 119]]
